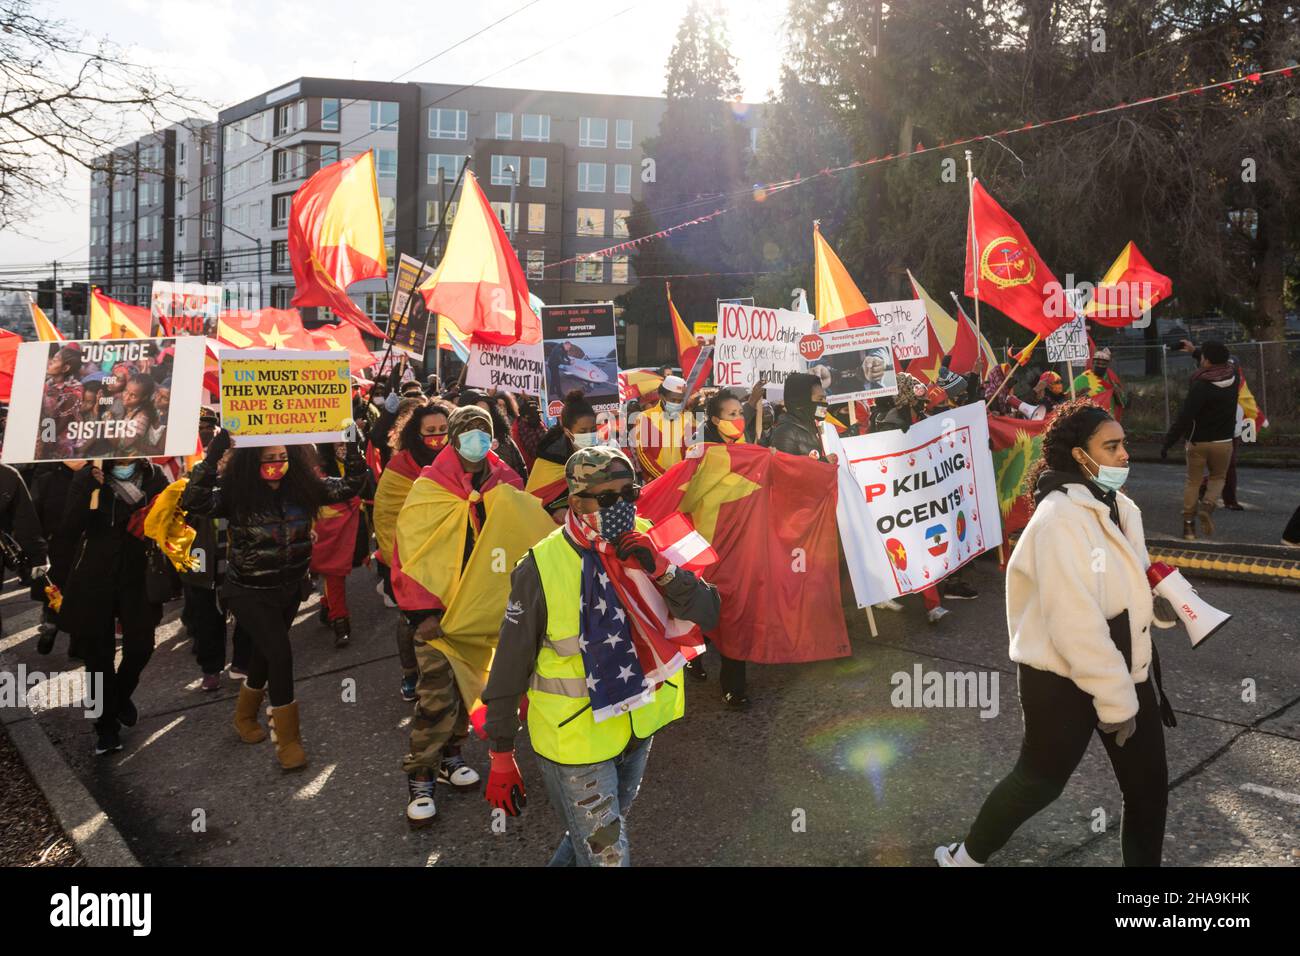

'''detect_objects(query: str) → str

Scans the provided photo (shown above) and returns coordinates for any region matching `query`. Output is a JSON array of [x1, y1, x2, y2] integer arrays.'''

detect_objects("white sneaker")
[[874, 599, 904, 612], [934, 842, 983, 867], [375, 580, 397, 608], [407, 771, 437, 827], [927, 606, 950, 624], [437, 754, 480, 788]]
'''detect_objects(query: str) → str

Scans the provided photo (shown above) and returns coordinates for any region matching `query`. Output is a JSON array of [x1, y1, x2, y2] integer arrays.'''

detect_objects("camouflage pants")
[[402, 634, 469, 774], [395, 617, 419, 678]]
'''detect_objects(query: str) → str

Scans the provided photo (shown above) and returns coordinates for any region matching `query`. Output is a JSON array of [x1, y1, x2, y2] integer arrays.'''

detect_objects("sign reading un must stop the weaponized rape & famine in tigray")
[[218, 349, 353, 447]]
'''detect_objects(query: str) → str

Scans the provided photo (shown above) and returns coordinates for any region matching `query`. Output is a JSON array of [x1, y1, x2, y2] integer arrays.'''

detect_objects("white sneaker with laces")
[[874, 599, 904, 612], [927, 606, 950, 624], [438, 755, 480, 788], [407, 772, 437, 827], [934, 842, 983, 867], [375, 580, 397, 608]]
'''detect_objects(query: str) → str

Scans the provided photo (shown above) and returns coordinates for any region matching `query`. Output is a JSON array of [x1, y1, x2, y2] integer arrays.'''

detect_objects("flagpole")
[[986, 334, 1042, 406], [964, 149, 984, 381]]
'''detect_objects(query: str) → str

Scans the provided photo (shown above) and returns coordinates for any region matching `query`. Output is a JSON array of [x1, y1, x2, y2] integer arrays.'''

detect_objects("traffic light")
[[202, 259, 218, 283], [37, 278, 56, 311], [62, 283, 89, 315]]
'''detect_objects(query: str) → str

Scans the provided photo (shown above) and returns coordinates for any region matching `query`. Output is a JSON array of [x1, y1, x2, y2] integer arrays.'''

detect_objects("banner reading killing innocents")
[[218, 349, 352, 447], [823, 403, 1002, 606], [1, 337, 207, 464]]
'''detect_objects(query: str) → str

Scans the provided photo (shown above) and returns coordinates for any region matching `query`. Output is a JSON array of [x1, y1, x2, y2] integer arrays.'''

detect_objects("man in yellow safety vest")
[[480, 446, 719, 866]]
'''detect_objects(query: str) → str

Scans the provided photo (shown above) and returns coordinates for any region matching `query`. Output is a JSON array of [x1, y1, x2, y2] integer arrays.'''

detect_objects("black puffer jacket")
[[765, 411, 827, 460], [181, 450, 365, 589]]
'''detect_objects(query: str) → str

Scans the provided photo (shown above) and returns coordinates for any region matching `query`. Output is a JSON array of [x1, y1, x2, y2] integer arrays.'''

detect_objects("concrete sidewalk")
[[0, 464, 1296, 866]]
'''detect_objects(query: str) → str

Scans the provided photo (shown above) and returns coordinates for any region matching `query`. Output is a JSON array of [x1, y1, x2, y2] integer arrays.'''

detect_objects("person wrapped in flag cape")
[[526, 389, 600, 521], [631, 374, 695, 480], [393, 405, 554, 827], [310, 441, 377, 648], [480, 446, 718, 865], [1072, 347, 1127, 418]]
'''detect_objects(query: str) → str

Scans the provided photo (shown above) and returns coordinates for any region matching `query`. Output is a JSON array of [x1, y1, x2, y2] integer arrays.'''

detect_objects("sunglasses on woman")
[[572, 484, 641, 508]]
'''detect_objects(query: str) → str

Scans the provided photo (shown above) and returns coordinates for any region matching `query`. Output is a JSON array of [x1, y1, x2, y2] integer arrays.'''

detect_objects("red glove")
[[614, 531, 670, 578], [485, 750, 527, 817], [468, 704, 488, 741]]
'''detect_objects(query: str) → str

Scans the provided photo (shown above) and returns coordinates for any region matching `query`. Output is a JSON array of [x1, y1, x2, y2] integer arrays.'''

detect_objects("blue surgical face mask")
[[663, 401, 684, 421], [571, 431, 602, 449], [596, 498, 636, 541], [1083, 450, 1128, 493], [456, 430, 492, 463], [110, 463, 137, 480]]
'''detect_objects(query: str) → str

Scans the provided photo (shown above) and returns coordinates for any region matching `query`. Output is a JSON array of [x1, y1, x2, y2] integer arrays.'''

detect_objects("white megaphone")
[[1146, 562, 1232, 648]]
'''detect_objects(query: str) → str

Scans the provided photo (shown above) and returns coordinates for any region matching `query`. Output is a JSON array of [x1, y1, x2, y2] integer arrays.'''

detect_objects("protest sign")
[[714, 303, 812, 389], [387, 254, 435, 357], [692, 321, 716, 346], [824, 403, 1002, 606], [870, 298, 930, 362], [467, 339, 546, 401], [219, 349, 352, 447], [1046, 313, 1088, 364], [2, 337, 206, 464], [151, 281, 222, 337], [541, 303, 619, 416], [799, 324, 899, 402]]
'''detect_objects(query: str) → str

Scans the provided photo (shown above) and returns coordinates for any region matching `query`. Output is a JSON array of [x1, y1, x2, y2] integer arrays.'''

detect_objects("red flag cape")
[[311, 496, 362, 576], [987, 414, 1051, 539], [0, 328, 21, 402], [964, 179, 1073, 337], [639, 443, 850, 664]]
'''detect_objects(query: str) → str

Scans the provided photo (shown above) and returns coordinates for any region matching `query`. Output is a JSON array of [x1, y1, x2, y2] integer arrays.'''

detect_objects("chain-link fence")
[[1061, 340, 1299, 439]]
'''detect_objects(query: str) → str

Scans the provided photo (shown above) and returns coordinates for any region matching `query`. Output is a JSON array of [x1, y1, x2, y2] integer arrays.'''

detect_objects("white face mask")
[[571, 431, 602, 449], [1081, 449, 1129, 493]]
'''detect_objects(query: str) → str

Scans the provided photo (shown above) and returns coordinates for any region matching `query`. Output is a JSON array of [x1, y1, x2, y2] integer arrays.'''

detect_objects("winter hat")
[[447, 405, 492, 446]]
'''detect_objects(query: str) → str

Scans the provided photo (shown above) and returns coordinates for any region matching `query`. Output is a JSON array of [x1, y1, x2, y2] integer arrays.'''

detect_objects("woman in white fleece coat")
[[937, 401, 1177, 868]]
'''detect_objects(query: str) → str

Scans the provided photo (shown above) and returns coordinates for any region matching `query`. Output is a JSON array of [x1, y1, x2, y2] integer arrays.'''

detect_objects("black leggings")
[[965, 664, 1168, 866], [224, 582, 301, 707]]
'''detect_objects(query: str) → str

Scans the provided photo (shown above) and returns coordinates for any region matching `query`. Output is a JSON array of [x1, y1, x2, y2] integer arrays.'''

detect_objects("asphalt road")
[[0, 462, 1296, 867]]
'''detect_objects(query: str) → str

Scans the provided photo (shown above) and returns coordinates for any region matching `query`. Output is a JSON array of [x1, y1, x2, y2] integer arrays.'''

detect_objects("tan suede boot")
[[233, 684, 267, 743], [1198, 500, 1216, 537], [268, 701, 307, 771]]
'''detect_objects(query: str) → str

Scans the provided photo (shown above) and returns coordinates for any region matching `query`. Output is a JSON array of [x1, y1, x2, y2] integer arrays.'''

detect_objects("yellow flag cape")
[[372, 465, 416, 564], [143, 478, 200, 572], [398, 481, 555, 708]]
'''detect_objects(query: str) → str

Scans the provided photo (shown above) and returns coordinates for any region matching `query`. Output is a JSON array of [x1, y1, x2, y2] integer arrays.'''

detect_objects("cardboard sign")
[[714, 303, 812, 389], [541, 303, 620, 414], [825, 405, 1002, 606], [219, 349, 352, 447], [387, 254, 436, 357], [692, 321, 717, 347], [151, 281, 222, 337], [871, 298, 930, 361], [1046, 313, 1088, 364], [2, 337, 206, 464], [800, 325, 899, 402], [466, 339, 547, 401]]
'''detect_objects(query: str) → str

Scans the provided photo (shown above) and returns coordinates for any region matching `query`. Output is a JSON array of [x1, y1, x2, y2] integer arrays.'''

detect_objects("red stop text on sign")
[[798, 334, 825, 360]]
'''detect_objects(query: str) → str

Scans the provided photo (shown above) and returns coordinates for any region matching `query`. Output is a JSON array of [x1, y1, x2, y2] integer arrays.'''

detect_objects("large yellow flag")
[[28, 298, 64, 341], [813, 222, 877, 330], [89, 288, 151, 339]]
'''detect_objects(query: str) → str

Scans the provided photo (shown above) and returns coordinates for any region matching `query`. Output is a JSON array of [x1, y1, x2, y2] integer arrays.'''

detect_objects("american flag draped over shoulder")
[[563, 510, 705, 722]]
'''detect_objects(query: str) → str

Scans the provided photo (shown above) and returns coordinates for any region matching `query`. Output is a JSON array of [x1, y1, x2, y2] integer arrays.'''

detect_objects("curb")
[[0, 704, 139, 868], [1147, 537, 1300, 589]]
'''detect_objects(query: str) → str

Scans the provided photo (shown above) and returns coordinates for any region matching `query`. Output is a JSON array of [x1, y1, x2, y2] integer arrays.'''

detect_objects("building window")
[[425, 200, 458, 227], [612, 209, 630, 238], [576, 260, 604, 283], [177, 141, 186, 165], [614, 164, 631, 194], [521, 113, 550, 142], [275, 101, 302, 136], [320, 145, 339, 166], [370, 101, 398, 132], [274, 149, 304, 182], [202, 216, 215, 238], [489, 201, 517, 232], [428, 108, 467, 140], [491, 155, 520, 186], [579, 117, 608, 148], [527, 203, 545, 233], [526, 249, 545, 281], [611, 256, 630, 284], [427, 153, 465, 185], [202, 140, 213, 164], [249, 200, 263, 228], [379, 195, 396, 229], [528, 156, 547, 187], [271, 286, 293, 309], [576, 208, 605, 236], [615, 119, 633, 149], [376, 148, 397, 178], [322, 98, 340, 131], [271, 240, 289, 273], [577, 162, 606, 193], [495, 112, 513, 139], [273, 193, 293, 227], [365, 292, 391, 325]]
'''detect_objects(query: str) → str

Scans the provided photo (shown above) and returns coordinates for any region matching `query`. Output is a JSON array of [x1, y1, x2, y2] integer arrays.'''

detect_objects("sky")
[[0, 0, 790, 275]]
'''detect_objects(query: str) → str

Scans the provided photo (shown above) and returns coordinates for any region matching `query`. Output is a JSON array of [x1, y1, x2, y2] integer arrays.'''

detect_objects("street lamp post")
[[221, 222, 264, 309]]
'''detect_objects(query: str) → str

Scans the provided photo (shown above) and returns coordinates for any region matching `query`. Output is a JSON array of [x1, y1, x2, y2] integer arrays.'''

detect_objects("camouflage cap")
[[565, 445, 635, 494], [447, 405, 492, 445]]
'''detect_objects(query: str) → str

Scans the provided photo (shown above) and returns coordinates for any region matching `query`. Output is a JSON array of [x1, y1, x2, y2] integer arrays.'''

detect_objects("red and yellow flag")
[[0, 328, 21, 402], [309, 321, 378, 375], [813, 222, 877, 330], [1084, 241, 1172, 327], [964, 179, 1073, 337], [668, 283, 711, 394], [417, 171, 540, 346], [288, 150, 389, 339], [216, 308, 315, 350], [639, 443, 849, 664], [89, 288, 151, 339], [29, 298, 64, 342]]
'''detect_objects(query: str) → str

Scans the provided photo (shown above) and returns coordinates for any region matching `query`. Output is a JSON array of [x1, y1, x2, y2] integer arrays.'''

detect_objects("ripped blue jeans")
[[536, 737, 654, 867]]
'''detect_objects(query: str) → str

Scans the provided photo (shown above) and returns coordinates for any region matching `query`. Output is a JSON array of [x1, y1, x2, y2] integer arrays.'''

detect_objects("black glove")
[[205, 428, 232, 463]]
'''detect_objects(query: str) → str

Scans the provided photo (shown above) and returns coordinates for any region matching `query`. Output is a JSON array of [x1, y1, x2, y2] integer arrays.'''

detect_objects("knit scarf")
[[563, 509, 704, 722]]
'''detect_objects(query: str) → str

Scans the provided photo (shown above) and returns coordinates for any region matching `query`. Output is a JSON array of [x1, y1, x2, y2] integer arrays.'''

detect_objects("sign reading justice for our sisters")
[[219, 349, 353, 447]]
